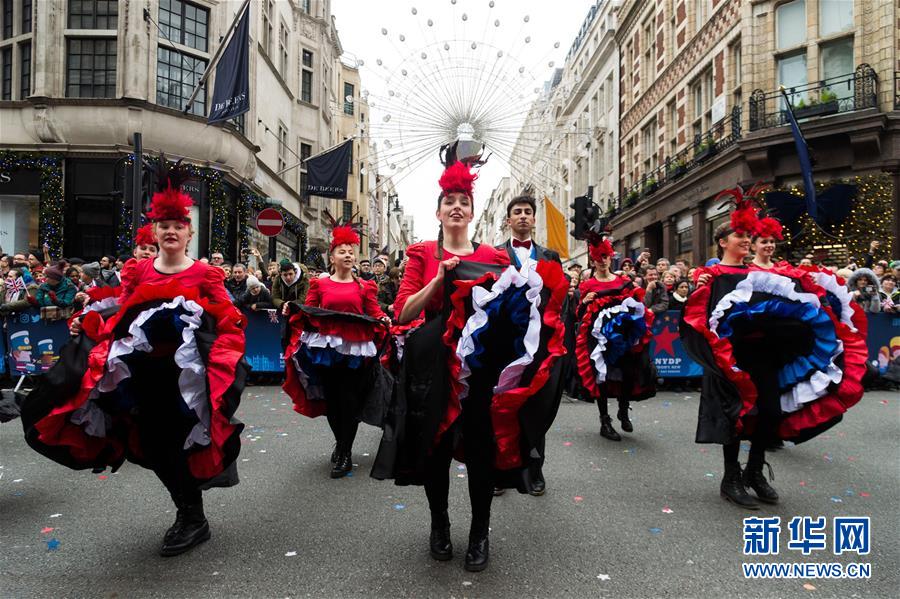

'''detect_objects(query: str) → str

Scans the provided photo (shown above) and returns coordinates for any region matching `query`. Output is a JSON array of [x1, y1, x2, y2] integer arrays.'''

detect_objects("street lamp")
[[389, 193, 401, 213]]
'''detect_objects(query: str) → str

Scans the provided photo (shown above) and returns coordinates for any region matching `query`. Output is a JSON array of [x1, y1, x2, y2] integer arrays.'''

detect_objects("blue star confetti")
[[47, 539, 60, 551]]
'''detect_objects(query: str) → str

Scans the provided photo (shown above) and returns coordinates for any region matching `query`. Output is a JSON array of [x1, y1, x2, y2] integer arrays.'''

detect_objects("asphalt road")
[[1, 387, 898, 598]]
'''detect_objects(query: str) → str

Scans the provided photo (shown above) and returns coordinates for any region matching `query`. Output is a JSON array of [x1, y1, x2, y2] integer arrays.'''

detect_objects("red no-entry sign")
[[256, 207, 284, 237]]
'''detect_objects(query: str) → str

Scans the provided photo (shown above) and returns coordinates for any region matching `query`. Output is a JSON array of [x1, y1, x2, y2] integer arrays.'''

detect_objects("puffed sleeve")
[[202, 263, 233, 305], [691, 266, 712, 285], [304, 277, 322, 308], [393, 242, 427, 318], [116, 258, 143, 305], [362, 279, 386, 319]]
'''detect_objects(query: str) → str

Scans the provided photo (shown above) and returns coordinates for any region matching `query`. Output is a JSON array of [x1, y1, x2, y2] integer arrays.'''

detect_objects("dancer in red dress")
[[283, 221, 389, 478], [576, 236, 656, 441], [22, 159, 247, 556]]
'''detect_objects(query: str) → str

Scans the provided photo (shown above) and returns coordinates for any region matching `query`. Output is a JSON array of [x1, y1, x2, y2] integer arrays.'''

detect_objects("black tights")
[[423, 395, 494, 540], [596, 397, 630, 418], [723, 360, 781, 470], [322, 365, 363, 453]]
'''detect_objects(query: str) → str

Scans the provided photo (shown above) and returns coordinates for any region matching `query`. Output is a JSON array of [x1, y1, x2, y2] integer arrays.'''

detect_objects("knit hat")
[[82, 262, 101, 278], [279, 258, 295, 272], [44, 264, 64, 281], [246, 275, 262, 289]]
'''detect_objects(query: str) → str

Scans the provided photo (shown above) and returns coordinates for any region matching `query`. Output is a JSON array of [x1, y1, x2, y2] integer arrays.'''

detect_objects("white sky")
[[332, 0, 597, 240]]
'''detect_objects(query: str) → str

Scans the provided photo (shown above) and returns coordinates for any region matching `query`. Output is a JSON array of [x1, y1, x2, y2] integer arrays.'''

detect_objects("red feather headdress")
[[324, 210, 361, 250], [146, 155, 193, 222], [714, 183, 776, 237], [588, 237, 614, 262], [134, 223, 156, 247], [438, 161, 477, 197]]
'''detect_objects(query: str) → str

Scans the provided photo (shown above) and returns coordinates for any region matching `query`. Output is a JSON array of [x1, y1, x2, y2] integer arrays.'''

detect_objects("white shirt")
[[512, 237, 535, 269]]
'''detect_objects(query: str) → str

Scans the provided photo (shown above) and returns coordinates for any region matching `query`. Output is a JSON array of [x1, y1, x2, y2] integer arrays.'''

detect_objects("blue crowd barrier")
[[3, 309, 899, 379]]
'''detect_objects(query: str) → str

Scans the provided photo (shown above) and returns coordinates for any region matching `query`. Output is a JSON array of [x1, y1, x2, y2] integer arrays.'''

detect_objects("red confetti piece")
[[859, 492, 870, 498], [799, 481, 806, 486], [803, 583, 816, 591], [573, 496, 584, 503], [563, 442, 572, 447], [41, 527, 54, 534], [98, 475, 108, 480], [880, 400, 888, 405]]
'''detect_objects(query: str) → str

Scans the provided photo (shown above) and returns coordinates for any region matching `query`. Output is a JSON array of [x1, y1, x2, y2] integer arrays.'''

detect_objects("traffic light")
[[569, 194, 591, 240]]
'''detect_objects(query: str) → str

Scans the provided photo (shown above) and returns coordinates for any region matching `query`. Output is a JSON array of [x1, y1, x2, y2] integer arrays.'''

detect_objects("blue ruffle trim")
[[600, 311, 647, 366], [718, 299, 839, 389], [300, 345, 364, 370], [465, 285, 531, 370]]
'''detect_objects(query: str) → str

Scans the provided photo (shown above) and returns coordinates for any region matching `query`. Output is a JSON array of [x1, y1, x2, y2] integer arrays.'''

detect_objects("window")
[[0, 196, 39, 255], [277, 122, 288, 174], [156, 1, 209, 116], [776, 0, 805, 50], [730, 39, 742, 110], [820, 0, 852, 37], [348, 142, 354, 174], [666, 100, 678, 157], [694, 0, 708, 32], [66, 38, 117, 97], [691, 67, 714, 139], [278, 19, 288, 76], [667, 10, 676, 62], [261, 0, 274, 57], [299, 172, 308, 204], [604, 74, 613, 111], [1, 47, 10, 100], [299, 140, 312, 204], [343, 82, 354, 115], [342, 201, 353, 223], [159, 0, 209, 51], [641, 120, 658, 172], [821, 37, 853, 99], [231, 113, 245, 134], [676, 227, 693, 259], [642, 17, 655, 92], [777, 51, 807, 106], [301, 0, 311, 15], [300, 142, 312, 162], [21, 0, 31, 34], [68, 0, 118, 30], [2, 0, 12, 39], [359, 162, 364, 193], [301, 49, 313, 103], [156, 46, 207, 114], [19, 41, 30, 98]]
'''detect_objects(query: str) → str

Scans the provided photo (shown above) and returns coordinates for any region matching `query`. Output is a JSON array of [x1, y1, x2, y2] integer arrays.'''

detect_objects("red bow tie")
[[512, 239, 532, 249]]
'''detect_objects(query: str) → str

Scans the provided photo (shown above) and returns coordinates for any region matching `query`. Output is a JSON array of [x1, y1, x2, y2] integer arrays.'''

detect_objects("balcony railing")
[[608, 105, 742, 216], [748, 64, 878, 131], [895, 71, 900, 110]]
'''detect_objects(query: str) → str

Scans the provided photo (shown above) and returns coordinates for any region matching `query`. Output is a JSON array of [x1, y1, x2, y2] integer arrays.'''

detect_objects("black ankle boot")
[[599, 415, 621, 441], [330, 444, 338, 464], [744, 461, 779, 504], [429, 511, 452, 560], [464, 534, 489, 572], [720, 464, 759, 510], [330, 451, 352, 478], [528, 462, 546, 496], [617, 407, 633, 433], [160, 500, 210, 557]]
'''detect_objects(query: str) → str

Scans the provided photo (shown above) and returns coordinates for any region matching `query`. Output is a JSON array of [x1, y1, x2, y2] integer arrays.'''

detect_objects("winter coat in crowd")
[[846, 268, 881, 313], [235, 277, 275, 312], [643, 280, 670, 313], [271, 264, 309, 309], [35, 276, 77, 308], [377, 279, 399, 318]]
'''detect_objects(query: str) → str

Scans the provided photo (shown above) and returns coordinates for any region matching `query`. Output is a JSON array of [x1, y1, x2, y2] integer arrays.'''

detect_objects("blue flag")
[[782, 95, 817, 221], [208, 6, 250, 124], [306, 141, 354, 199]]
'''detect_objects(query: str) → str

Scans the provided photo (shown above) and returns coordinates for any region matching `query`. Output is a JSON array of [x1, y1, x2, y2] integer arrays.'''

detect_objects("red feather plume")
[[147, 155, 193, 222], [438, 161, 477, 196], [588, 237, 614, 262], [714, 183, 772, 236], [756, 216, 784, 240], [330, 224, 360, 250], [134, 223, 156, 247]]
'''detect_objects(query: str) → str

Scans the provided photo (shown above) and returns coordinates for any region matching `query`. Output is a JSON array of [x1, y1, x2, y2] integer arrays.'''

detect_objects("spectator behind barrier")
[[34, 264, 77, 308], [377, 267, 401, 318], [847, 268, 881, 313], [880, 274, 899, 313], [236, 275, 275, 312], [272, 258, 309, 310]]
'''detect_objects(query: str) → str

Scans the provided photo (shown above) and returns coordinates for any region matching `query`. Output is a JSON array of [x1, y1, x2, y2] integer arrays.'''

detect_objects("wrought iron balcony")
[[608, 105, 742, 216], [748, 64, 878, 131]]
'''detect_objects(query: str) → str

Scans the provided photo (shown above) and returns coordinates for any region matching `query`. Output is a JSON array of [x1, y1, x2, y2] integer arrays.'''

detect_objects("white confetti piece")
[[597, 574, 610, 581], [285, 551, 297, 557], [49, 513, 62, 518]]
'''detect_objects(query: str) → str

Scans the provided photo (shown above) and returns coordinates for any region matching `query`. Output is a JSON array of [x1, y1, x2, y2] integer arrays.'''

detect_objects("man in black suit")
[[494, 195, 563, 497]]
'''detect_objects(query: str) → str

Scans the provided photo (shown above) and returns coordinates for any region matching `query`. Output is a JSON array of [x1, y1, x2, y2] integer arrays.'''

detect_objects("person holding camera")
[[847, 268, 881, 313]]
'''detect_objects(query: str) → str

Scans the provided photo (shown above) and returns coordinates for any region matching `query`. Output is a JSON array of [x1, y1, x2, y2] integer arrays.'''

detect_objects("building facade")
[[608, 0, 898, 266], [0, 0, 377, 265], [473, 176, 512, 247]]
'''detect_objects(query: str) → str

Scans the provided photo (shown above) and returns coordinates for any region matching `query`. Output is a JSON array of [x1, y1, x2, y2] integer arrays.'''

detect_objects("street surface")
[[2, 388, 898, 598]]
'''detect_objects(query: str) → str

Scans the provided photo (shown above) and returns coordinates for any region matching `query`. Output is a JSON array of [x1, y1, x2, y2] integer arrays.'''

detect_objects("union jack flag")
[[11, 276, 26, 294]]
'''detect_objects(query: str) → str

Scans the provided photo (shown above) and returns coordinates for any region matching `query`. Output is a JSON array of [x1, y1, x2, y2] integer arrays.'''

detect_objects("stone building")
[[609, 0, 898, 266], [0, 0, 374, 264]]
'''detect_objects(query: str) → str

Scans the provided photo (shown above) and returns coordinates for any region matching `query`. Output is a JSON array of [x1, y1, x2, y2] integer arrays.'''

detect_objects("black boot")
[[464, 534, 489, 572], [528, 462, 546, 496], [330, 451, 352, 478], [330, 443, 339, 464], [160, 500, 211, 557], [429, 512, 453, 561], [744, 461, 779, 504], [599, 415, 621, 441], [617, 406, 633, 433], [720, 464, 759, 510]]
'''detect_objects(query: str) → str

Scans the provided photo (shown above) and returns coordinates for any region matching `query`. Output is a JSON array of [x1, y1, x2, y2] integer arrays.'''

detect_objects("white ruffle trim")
[[76, 296, 211, 450], [299, 331, 377, 358], [589, 297, 645, 384], [807, 271, 857, 332], [456, 265, 544, 402], [780, 340, 844, 413], [82, 295, 120, 315], [706, 270, 844, 413], [709, 271, 821, 336]]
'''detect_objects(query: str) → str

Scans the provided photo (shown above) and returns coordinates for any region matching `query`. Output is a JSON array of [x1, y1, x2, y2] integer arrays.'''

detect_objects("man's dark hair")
[[506, 195, 537, 218], [360, 259, 371, 265]]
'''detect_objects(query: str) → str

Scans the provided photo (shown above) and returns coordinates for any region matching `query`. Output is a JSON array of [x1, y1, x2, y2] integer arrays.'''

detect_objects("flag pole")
[[180, 0, 252, 115]]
